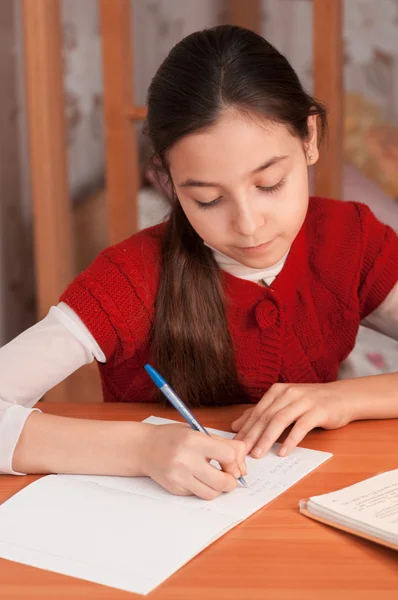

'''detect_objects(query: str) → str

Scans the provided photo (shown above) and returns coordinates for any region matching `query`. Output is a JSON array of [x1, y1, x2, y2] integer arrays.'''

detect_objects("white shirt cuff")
[[0, 405, 42, 475]]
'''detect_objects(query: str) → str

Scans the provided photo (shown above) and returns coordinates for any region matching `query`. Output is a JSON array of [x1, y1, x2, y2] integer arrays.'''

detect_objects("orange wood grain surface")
[[126, 105, 147, 121], [1, 403, 397, 600], [227, 0, 262, 34], [100, 0, 139, 243], [22, 0, 74, 321], [313, 0, 344, 200], [21, 0, 74, 405]]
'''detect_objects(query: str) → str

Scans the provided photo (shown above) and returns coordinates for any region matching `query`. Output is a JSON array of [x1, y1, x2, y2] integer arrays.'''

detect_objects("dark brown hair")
[[145, 25, 327, 407]]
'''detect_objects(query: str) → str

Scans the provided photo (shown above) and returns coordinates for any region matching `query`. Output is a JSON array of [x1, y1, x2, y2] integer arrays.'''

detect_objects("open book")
[[299, 469, 398, 551], [0, 416, 332, 595]]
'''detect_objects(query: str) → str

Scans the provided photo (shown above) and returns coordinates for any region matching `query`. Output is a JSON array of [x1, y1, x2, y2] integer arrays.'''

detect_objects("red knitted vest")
[[60, 198, 398, 404]]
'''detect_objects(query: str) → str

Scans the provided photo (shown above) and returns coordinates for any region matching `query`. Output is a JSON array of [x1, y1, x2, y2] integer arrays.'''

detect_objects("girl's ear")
[[305, 115, 320, 166]]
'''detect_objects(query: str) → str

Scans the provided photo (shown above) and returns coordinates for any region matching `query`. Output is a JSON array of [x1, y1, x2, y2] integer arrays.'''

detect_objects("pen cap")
[[144, 364, 167, 388]]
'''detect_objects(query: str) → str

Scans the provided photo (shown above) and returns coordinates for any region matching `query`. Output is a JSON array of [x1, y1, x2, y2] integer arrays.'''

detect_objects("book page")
[[307, 469, 398, 541]]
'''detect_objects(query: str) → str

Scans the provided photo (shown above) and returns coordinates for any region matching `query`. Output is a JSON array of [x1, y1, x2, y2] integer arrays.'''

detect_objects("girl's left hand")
[[232, 382, 352, 458]]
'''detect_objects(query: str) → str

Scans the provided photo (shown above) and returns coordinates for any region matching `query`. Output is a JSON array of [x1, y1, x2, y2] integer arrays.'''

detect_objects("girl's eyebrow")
[[178, 155, 289, 188]]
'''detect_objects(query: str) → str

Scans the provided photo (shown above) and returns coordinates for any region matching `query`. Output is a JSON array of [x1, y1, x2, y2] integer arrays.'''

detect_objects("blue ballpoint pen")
[[144, 363, 247, 487]]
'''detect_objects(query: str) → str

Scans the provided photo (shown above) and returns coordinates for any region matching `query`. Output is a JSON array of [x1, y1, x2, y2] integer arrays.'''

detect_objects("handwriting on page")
[[245, 479, 283, 496], [244, 456, 302, 495]]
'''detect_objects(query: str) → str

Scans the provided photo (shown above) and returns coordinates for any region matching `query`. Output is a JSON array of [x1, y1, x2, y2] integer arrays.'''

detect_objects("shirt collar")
[[204, 242, 289, 283]]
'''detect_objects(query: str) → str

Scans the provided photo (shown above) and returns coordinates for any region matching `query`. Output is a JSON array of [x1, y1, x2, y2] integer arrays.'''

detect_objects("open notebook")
[[300, 469, 398, 551], [0, 416, 332, 595]]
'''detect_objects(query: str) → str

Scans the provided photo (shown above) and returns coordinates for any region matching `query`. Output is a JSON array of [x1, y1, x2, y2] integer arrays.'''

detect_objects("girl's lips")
[[236, 239, 274, 254]]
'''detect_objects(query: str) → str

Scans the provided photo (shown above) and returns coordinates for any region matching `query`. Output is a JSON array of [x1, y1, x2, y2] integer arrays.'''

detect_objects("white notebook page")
[[0, 416, 332, 595]]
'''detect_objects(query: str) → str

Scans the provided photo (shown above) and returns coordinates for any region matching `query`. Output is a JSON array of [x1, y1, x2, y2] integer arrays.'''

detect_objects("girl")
[[1, 26, 397, 500]]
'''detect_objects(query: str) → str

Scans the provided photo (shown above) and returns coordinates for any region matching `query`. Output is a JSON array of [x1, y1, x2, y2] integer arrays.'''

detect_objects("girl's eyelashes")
[[194, 178, 285, 210], [194, 197, 222, 210], [256, 178, 285, 194]]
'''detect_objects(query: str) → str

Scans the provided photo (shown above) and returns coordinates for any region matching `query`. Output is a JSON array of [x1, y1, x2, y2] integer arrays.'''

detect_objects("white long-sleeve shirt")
[[1, 252, 397, 475]]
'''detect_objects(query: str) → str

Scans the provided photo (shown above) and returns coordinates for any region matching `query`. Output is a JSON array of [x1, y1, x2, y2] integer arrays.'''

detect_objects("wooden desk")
[[1, 403, 397, 599]]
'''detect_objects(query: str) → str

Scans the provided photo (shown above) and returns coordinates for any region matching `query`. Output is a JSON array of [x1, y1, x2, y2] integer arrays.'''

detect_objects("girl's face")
[[168, 110, 319, 268]]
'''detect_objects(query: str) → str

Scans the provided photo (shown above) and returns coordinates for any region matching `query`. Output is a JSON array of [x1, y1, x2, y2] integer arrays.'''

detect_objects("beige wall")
[[62, 0, 104, 198]]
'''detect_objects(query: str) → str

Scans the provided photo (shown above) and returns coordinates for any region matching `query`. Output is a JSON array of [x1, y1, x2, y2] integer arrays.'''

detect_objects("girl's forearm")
[[12, 411, 154, 476], [333, 372, 398, 422]]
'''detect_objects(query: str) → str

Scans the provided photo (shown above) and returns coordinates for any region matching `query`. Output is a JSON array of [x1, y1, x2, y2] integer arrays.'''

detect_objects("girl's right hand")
[[141, 424, 247, 500]]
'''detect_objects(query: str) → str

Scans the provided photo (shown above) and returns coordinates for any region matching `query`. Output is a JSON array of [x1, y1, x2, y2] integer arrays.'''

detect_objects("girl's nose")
[[233, 201, 263, 238]]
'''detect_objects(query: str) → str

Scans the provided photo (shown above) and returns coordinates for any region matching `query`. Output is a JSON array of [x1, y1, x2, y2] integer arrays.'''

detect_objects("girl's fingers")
[[235, 394, 292, 454], [231, 438, 248, 476], [187, 475, 223, 501], [239, 419, 271, 456], [231, 408, 254, 432], [234, 388, 280, 443], [242, 395, 302, 455], [195, 461, 237, 494], [278, 412, 321, 457], [251, 400, 314, 458], [218, 443, 248, 479], [206, 436, 247, 479]]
